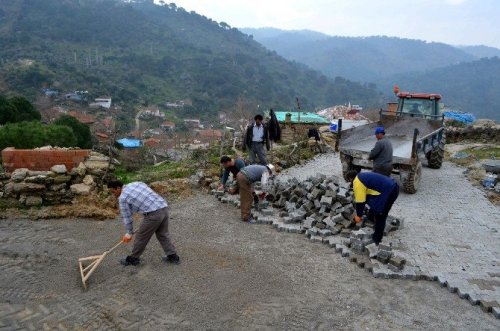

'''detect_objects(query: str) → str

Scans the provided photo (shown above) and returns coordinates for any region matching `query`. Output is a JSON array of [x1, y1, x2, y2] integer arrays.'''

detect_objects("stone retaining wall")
[[445, 126, 500, 143], [0, 151, 114, 206]]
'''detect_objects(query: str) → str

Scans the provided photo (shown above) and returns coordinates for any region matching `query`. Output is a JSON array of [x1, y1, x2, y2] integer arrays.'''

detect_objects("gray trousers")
[[130, 207, 176, 258], [249, 142, 268, 165], [373, 163, 393, 177]]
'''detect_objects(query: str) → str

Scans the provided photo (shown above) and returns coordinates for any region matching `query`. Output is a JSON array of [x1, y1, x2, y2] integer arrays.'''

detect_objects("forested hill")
[[242, 28, 478, 83], [0, 0, 382, 117]]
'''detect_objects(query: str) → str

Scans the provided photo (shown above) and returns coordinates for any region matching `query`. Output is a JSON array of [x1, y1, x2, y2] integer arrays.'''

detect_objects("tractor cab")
[[393, 87, 443, 120]]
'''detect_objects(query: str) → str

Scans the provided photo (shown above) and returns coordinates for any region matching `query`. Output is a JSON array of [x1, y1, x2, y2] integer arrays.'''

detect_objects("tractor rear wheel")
[[403, 160, 422, 194], [427, 141, 445, 169]]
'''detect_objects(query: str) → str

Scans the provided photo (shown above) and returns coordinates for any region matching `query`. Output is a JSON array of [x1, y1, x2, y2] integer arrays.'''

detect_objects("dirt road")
[[1, 192, 499, 330]]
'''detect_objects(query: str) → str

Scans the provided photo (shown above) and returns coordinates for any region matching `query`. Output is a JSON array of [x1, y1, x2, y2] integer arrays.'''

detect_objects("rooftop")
[[275, 111, 329, 124]]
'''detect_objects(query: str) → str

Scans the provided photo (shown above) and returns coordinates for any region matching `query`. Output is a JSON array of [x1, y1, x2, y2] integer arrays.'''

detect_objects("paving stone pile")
[[212, 173, 409, 277]]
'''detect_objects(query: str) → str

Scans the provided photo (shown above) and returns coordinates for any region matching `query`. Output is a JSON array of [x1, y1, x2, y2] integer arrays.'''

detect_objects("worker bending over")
[[345, 171, 399, 245]]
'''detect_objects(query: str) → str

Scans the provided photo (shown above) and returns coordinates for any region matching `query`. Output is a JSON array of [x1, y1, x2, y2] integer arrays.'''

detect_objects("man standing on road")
[[218, 155, 246, 193], [108, 180, 180, 266], [236, 164, 274, 223], [346, 171, 399, 245], [244, 114, 270, 165], [369, 127, 393, 177]]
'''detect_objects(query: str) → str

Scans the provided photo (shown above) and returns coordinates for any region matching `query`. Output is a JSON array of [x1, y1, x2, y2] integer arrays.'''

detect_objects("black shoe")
[[162, 254, 180, 265], [120, 255, 140, 266]]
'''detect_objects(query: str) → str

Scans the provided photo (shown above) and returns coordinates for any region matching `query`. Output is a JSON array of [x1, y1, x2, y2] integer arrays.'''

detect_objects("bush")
[[54, 115, 92, 148], [0, 121, 77, 149], [0, 95, 41, 124]]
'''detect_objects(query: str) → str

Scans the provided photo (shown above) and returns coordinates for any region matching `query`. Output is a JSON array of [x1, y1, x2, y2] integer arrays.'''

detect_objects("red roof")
[[161, 121, 176, 127], [197, 129, 222, 138], [398, 92, 442, 100], [144, 138, 161, 147], [68, 111, 96, 124]]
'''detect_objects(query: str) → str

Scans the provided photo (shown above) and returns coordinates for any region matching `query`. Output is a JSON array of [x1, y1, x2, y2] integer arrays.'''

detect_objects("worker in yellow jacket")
[[345, 171, 399, 245]]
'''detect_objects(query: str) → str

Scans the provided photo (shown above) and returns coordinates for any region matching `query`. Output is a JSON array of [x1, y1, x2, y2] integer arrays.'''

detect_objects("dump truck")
[[337, 89, 445, 193]]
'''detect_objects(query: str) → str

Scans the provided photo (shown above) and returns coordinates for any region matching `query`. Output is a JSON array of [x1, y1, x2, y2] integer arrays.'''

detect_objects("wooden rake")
[[78, 240, 123, 290]]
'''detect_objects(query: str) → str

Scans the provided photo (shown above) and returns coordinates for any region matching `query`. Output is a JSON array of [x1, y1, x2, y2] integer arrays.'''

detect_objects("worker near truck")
[[345, 171, 399, 245], [236, 164, 274, 223], [107, 180, 180, 266], [369, 127, 393, 177], [218, 155, 246, 193]]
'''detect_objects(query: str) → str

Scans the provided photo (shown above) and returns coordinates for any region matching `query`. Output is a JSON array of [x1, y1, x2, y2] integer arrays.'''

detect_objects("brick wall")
[[1, 148, 90, 172]]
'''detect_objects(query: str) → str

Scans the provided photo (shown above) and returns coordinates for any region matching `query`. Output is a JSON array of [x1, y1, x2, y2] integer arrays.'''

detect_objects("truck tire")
[[427, 142, 445, 169], [403, 161, 422, 194], [341, 157, 361, 181]]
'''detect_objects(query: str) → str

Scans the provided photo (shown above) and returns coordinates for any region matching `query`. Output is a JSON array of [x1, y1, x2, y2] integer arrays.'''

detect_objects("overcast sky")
[[161, 0, 500, 49]]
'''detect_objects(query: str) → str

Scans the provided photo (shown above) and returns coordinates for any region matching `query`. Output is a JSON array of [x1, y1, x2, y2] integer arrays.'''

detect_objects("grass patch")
[[461, 146, 500, 160], [114, 160, 197, 184]]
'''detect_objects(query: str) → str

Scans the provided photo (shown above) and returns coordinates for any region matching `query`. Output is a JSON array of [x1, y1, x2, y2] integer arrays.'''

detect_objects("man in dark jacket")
[[244, 114, 270, 165], [345, 171, 399, 245], [369, 127, 393, 176]]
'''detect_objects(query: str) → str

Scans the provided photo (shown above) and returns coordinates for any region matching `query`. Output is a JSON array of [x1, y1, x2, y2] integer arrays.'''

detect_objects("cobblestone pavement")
[[390, 162, 500, 316], [1, 192, 500, 329], [276, 153, 500, 317]]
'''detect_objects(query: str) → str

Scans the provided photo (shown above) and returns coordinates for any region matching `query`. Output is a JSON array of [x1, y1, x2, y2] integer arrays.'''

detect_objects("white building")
[[89, 97, 112, 109]]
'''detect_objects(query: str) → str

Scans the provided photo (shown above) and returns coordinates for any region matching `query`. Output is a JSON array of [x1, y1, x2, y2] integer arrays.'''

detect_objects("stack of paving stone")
[[212, 173, 407, 272]]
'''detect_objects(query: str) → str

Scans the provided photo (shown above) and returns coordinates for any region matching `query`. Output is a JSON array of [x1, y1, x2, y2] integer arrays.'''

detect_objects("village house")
[[160, 121, 176, 131], [89, 96, 112, 109], [274, 111, 330, 144]]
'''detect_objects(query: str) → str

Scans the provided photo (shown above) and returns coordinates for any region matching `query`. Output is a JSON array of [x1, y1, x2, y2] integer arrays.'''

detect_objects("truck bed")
[[340, 116, 442, 165]]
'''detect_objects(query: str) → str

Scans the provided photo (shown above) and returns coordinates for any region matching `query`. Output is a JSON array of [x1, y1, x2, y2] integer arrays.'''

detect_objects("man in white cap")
[[369, 126, 393, 177], [236, 164, 274, 223]]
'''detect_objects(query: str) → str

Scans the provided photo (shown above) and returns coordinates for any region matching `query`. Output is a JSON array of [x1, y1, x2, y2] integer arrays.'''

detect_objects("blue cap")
[[375, 127, 385, 134]]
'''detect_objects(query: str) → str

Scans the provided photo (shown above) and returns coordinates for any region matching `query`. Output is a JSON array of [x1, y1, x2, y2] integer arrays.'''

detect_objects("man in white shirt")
[[244, 114, 270, 165]]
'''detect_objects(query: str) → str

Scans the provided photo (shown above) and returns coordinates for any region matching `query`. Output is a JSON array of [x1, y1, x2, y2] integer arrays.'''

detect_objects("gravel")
[[1, 191, 499, 329]]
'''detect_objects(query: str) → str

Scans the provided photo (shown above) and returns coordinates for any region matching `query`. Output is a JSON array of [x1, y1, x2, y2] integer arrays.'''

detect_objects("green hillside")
[[0, 0, 382, 119], [242, 28, 477, 83]]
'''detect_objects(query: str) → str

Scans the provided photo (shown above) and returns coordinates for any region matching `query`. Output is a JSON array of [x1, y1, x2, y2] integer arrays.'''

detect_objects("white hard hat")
[[266, 164, 275, 174]]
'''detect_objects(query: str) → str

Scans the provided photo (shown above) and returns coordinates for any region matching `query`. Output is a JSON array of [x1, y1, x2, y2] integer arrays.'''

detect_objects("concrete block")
[[388, 256, 406, 270], [340, 229, 351, 237], [366, 243, 379, 259], [310, 235, 323, 243], [316, 222, 326, 229], [302, 217, 316, 229], [317, 229, 332, 237], [323, 216, 335, 229], [328, 236, 344, 248], [492, 306, 500, 319], [320, 196, 333, 205]]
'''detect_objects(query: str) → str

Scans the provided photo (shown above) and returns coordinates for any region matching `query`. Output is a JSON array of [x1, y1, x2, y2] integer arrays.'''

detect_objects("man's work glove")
[[354, 215, 362, 223], [122, 233, 133, 243], [217, 184, 224, 191], [259, 192, 266, 200]]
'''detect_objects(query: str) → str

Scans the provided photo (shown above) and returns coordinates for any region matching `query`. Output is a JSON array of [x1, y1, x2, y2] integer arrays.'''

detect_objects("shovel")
[[78, 240, 123, 290]]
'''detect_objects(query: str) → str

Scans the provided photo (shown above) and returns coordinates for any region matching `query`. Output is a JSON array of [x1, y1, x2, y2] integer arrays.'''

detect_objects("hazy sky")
[[162, 0, 500, 48]]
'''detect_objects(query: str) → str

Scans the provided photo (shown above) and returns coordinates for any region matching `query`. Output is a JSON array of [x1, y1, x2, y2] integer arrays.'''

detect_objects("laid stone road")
[[391, 162, 500, 316], [276, 152, 500, 317]]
